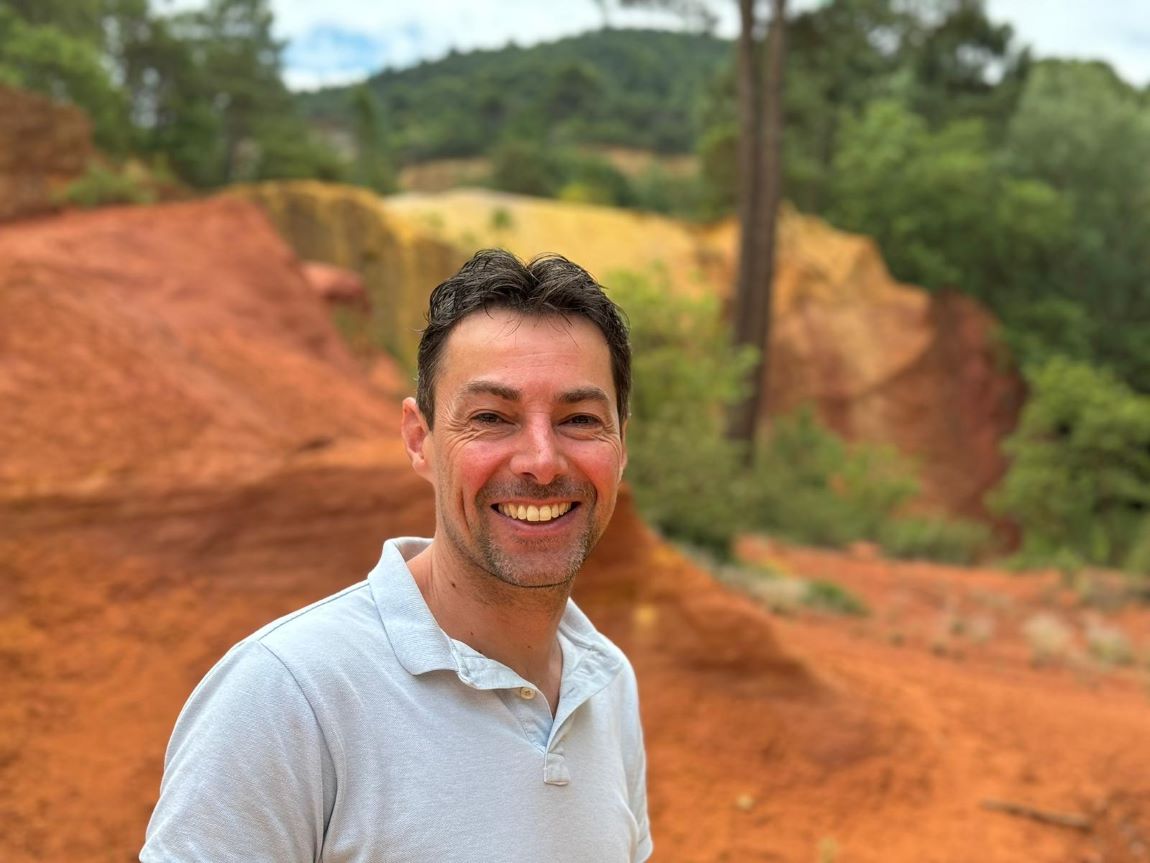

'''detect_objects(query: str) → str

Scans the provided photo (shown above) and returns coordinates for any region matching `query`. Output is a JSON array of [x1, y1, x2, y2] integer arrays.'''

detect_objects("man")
[[141, 249, 652, 862]]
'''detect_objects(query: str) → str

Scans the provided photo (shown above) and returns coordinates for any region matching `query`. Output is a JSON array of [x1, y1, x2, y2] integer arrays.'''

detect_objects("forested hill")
[[295, 29, 731, 161]]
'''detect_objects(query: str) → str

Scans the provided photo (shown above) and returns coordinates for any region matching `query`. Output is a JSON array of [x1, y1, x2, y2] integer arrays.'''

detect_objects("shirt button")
[[518, 687, 536, 700]]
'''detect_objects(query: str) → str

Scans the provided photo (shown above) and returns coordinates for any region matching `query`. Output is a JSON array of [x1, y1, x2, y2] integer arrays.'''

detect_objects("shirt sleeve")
[[141, 640, 337, 863]]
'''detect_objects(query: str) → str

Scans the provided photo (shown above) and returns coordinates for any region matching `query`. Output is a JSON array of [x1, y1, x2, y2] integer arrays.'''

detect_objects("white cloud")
[[270, 0, 713, 80], [987, 0, 1150, 85], [165, 0, 1150, 89]]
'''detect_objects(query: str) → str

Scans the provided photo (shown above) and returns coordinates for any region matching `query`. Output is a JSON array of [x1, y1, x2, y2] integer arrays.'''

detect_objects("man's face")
[[402, 310, 627, 589]]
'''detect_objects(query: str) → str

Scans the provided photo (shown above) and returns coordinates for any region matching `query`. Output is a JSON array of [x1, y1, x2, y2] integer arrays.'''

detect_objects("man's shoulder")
[[241, 537, 425, 664], [243, 578, 382, 668]]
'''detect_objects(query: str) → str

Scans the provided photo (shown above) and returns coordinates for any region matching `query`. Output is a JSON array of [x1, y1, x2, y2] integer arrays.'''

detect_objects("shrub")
[[489, 207, 514, 232], [1123, 518, 1150, 576], [749, 408, 920, 549], [878, 516, 992, 565], [490, 142, 633, 206], [489, 139, 565, 197], [1022, 612, 1074, 665], [1084, 617, 1135, 666], [609, 268, 755, 555], [748, 577, 809, 616], [59, 161, 155, 208], [804, 580, 869, 617], [991, 358, 1150, 573], [629, 165, 704, 219]]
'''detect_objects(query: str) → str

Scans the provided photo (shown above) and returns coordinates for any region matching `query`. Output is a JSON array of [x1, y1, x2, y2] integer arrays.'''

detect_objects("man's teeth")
[[498, 502, 573, 522]]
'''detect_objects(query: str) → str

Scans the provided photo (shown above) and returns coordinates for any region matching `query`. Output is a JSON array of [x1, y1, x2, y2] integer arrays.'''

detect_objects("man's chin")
[[480, 548, 585, 590]]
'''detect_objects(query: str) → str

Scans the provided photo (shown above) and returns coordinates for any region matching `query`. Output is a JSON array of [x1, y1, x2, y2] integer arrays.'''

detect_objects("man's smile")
[[494, 501, 578, 523]]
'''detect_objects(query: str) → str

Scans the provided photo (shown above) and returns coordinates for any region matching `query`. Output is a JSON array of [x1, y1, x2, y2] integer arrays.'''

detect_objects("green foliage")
[[489, 142, 635, 206], [627, 164, 704, 219], [804, 580, 869, 617], [992, 358, 1150, 573], [489, 207, 515, 232], [298, 29, 730, 161], [610, 268, 756, 554], [877, 516, 992, 565], [249, 117, 348, 182], [488, 139, 567, 198], [1004, 60, 1150, 391], [750, 407, 921, 549], [1, 0, 348, 189], [829, 99, 1070, 303], [696, 122, 737, 218], [1124, 522, 1150, 576], [903, 0, 1028, 135], [998, 297, 1096, 372], [557, 153, 635, 207], [58, 160, 155, 207], [0, 6, 130, 150], [349, 84, 396, 193]]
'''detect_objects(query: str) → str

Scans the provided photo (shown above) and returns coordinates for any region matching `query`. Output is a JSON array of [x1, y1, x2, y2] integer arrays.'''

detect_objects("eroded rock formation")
[[231, 182, 466, 368]]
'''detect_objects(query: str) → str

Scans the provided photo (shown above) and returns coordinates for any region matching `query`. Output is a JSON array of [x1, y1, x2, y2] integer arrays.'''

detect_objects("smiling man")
[[141, 250, 651, 863]]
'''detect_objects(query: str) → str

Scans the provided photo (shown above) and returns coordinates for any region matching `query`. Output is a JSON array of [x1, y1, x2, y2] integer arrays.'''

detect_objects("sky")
[[172, 1, 1150, 92]]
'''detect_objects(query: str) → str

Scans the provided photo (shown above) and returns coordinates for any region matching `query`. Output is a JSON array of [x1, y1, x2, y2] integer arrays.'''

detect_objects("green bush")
[[610, 268, 755, 555], [628, 165, 705, 220], [1124, 518, 1150, 575], [489, 140, 635, 206], [59, 161, 155, 208], [804, 579, 870, 616], [991, 357, 1150, 573], [878, 516, 992, 565], [749, 408, 920, 549], [489, 139, 566, 197]]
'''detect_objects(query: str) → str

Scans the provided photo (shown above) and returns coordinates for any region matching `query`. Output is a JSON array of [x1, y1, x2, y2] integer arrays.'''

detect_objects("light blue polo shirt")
[[142, 537, 652, 863]]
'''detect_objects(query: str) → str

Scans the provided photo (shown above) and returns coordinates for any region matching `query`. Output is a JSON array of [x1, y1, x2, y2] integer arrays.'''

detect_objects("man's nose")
[[509, 419, 568, 486]]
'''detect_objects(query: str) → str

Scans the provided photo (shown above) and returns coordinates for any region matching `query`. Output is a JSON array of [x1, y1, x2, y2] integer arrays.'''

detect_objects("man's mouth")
[[494, 502, 576, 523]]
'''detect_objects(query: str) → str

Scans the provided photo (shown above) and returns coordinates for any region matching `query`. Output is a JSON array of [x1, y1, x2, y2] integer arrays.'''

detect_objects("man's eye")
[[565, 414, 601, 427], [472, 412, 505, 425]]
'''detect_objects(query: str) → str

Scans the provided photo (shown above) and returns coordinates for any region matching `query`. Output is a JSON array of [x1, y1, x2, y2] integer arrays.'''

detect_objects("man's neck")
[[406, 542, 569, 711]]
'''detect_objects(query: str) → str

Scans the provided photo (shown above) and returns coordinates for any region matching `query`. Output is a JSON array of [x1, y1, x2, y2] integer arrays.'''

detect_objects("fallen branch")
[[981, 798, 1092, 832]]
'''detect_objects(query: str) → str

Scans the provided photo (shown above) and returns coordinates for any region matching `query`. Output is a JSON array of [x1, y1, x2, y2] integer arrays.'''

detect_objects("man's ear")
[[401, 397, 434, 483]]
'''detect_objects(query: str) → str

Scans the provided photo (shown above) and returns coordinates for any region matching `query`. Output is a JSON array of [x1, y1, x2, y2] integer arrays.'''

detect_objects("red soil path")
[[2, 199, 1148, 862]]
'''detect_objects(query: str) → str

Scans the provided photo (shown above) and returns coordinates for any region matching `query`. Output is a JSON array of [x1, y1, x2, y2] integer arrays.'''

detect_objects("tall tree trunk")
[[727, 0, 787, 458]]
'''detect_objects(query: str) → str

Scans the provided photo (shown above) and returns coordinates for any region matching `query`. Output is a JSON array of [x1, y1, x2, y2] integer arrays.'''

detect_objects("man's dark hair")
[[417, 249, 630, 427]]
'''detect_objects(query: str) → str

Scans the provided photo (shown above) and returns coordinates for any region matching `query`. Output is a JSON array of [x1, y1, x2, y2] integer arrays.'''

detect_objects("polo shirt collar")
[[367, 537, 624, 692], [368, 537, 457, 676]]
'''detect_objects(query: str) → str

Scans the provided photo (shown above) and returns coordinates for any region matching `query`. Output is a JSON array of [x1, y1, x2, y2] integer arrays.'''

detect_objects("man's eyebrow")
[[560, 386, 611, 406], [461, 380, 521, 401], [459, 382, 610, 407]]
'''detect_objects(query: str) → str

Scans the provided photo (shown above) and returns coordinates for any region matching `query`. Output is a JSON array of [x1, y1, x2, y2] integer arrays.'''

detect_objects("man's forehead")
[[449, 308, 584, 341], [440, 310, 610, 366], [435, 311, 615, 406]]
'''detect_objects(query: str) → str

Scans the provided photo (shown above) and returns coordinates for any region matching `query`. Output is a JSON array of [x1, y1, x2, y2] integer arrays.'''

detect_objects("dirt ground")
[[575, 509, 1150, 863]]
